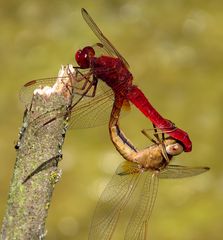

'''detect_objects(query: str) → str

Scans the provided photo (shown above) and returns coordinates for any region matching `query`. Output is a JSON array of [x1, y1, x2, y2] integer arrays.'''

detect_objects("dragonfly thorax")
[[135, 145, 163, 169], [132, 140, 183, 170], [75, 46, 95, 69]]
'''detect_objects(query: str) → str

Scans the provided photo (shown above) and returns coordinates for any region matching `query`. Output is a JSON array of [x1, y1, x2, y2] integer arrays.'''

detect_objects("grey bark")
[[1, 65, 75, 240]]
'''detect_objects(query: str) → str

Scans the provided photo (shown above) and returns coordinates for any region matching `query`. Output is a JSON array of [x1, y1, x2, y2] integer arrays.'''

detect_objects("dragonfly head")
[[75, 46, 95, 69], [164, 139, 184, 156]]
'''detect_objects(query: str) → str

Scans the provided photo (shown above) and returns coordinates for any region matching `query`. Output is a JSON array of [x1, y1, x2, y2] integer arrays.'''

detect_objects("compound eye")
[[166, 143, 183, 156], [75, 49, 89, 68], [83, 46, 95, 58], [75, 46, 95, 69]]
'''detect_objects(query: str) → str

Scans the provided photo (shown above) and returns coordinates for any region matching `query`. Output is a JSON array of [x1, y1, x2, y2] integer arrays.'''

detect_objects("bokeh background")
[[0, 0, 222, 239]]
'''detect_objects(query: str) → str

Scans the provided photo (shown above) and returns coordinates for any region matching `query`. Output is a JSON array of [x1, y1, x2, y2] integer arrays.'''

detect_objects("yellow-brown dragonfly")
[[88, 96, 209, 240]]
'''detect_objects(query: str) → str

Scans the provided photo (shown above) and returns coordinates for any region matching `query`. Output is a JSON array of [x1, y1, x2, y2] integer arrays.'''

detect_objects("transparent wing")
[[25, 81, 115, 130], [65, 80, 130, 129], [19, 68, 91, 106], [89, 164, 140, 240], [20, 68, 130, 129], [69, 85, 114, 128], [116, 161, 141, 176], [158, 165, 210, 179], [20, 77, 64, 105], [124, 172, 159, 240], [81, 8, 130, 68]]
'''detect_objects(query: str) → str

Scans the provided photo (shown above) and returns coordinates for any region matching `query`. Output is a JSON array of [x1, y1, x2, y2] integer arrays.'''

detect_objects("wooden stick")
[[1, 65, 75, 239]]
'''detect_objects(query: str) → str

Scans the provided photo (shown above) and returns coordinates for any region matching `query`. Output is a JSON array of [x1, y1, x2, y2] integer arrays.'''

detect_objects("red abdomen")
[[127, 86, 192, 152]]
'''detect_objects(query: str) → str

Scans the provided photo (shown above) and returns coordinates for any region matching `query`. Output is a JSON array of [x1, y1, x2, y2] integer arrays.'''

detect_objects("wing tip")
[[81, 8, 88, 15]]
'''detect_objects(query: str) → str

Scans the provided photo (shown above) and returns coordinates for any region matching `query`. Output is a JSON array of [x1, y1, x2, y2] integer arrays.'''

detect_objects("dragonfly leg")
[[141, 126, 170, 164], [74, 67, 91, 87], [68, 77, 98, 112], [90, 75, 98, 97], [160, 142, 170, 164], [153, 124, 162, 143], [37, 77, 96, 132], [57, 67, 84, 97], [152, 125, 170, 164], [33, 75, 98, 132], [159, 121, 178, 134], [141, 123, 178, 138], [141, 125, 167, 142], [141, 129, 158, 144], [72, 67, 99, 98], [141, 124, 164, 144]]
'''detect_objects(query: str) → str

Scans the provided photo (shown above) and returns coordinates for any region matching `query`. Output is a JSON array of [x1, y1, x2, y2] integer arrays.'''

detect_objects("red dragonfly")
[[21, 8, 192, 152], [76, 8, 192, 152]]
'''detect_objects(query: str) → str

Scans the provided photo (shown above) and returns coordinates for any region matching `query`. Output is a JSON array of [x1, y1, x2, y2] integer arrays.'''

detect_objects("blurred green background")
[[0, 0, 222, 239]]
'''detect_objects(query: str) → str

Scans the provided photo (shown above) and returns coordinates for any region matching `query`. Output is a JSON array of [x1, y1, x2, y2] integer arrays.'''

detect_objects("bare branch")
[[1, 65, 75, 239]]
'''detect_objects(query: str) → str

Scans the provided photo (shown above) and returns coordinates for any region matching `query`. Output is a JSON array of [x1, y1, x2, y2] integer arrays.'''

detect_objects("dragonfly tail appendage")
[[127, 85, 192, 152]]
